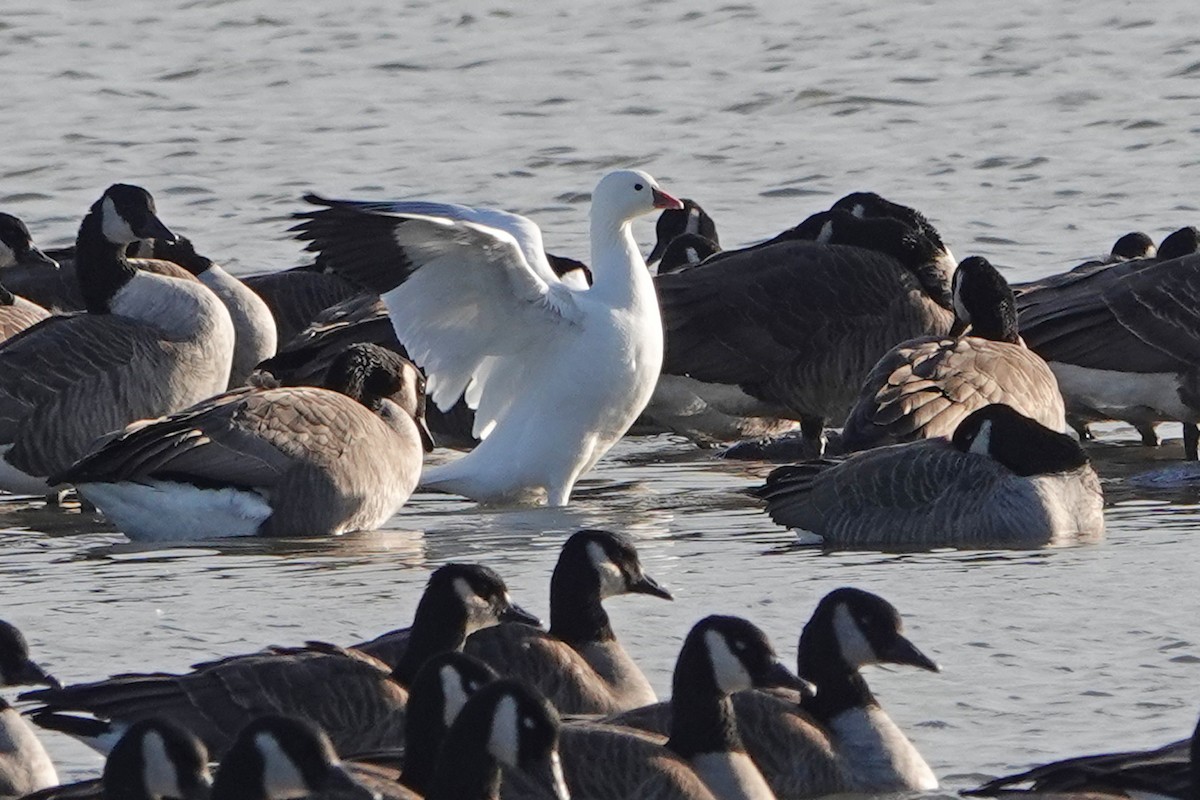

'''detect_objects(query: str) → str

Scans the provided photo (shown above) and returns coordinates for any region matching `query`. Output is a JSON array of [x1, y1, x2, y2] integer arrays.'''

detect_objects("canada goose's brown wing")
[[22, 643, 407, 758]]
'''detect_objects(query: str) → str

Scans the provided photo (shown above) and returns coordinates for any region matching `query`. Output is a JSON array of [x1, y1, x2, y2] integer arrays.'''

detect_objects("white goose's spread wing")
[[292, 197, 583, 434]]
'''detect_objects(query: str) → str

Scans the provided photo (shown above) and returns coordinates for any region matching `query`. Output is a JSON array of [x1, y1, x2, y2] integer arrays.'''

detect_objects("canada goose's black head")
[[148, 235, 214, 276], [676, 615, 814, 698], [0, 620, 59, 689], [950, 256, 1019, 343], [546, 252, 593, 286], [402, 653, 498, 794], [647, 198, 719, 265], [1110, 231, 1155, 261], [1158, 226, 1200, 263], [803, 588, 939, 674], [446, 680, 568, 800], [103, 719, 211, 800], [211, 716, 375, 800], [953, 404, 1089, 477], [92, 184, 176, 247], [558, 529, 673, 602], [656, 233, 722, 274], [0, 212, 57, 270], [831, 190, 951, 255], [422, 563, 541, 634], [325, 343, 434, 452]]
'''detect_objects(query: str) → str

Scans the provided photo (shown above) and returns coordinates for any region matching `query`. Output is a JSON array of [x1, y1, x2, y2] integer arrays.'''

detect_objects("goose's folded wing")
[[657, 241, 926, 384], [22, 645, 406, 758], [1102, 254, 1200, 365], [241, 269, 362, 345], [845, 339, 1065, 447], [1019, 301, 1187, 373], [56, 387, 370, 490], [757, 442, 1008, 541], [291, 197, 581, 410], [0, 316, 203, 476], [464, 626, 620, 715], [962, 737, 1191, 797]]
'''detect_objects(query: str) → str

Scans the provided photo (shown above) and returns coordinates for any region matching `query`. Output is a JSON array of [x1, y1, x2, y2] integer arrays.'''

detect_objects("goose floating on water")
[[55, 342, 432, 540], [759, 404, 1104, 548], [291, 169, 682, 506], [22, 563, 538, 759], [0, 213, 54, 344]]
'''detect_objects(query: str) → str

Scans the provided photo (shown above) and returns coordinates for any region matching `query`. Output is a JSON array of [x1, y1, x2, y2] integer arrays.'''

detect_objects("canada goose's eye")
[[733, 639, 748, 652], [522, 716, 535, 730], [634, 183, 644, 191]]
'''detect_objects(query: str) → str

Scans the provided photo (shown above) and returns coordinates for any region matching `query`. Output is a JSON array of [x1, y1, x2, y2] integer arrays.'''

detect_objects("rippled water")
[[4, 0, 1200, 791]]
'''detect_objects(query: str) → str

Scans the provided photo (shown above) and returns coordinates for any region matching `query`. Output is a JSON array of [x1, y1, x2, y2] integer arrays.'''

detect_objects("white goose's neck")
[[588, 218, 654, 308]]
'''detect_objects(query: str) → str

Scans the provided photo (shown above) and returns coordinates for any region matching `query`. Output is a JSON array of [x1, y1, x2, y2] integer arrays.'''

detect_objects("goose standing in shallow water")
[[656, 206, 956, 456], [0, 620, 60, 798], [291, 169, 682, 506], [607, 588, 940, 799], [839, 255, 1066, 452], [55, 343, 432, 540], [464, 529, 673, 714], [758, 404, 1104, 548], [0, 184, 235, 497], [22, 563, 539, 759]]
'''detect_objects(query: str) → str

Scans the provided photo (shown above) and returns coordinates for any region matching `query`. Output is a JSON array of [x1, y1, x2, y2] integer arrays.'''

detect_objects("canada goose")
[[963, 710, 1199, 799], [759, 404, 1104, 548], [605, 588, 941, 799], [132, 236, 277, 388], [251, 296, 479, 451], [240, 266, 363, 347], [291, 169, 682, 506], [0, 214, 54, 343], [654, 233, 722, 275], [656, 207, 956, 456], [646, 199, 719, 271], [0, 184, 235, 497], [210, 716, 376, 800], [1017, 243, 1200, 459], [54, 343, 432, 540], [505, 615, 814, 800], [20, 718, 212, 800], [0, 620, 60, 798], [839, 256, 1066, 451], [463, 529, 672, 714], [22, 563, 539, 758]]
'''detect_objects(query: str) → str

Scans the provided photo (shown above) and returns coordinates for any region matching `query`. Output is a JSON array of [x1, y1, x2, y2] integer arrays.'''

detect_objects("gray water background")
[[4, 0, 1200, 791]]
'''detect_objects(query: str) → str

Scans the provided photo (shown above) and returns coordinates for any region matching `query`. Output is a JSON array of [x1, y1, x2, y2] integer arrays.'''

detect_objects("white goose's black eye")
[[634, 183, 644, 191]]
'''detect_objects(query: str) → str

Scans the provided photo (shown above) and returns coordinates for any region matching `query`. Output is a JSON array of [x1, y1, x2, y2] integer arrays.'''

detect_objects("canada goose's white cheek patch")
[[586, 541, 625, 599], [833, 603, 878, 667], [705, 629, 752, 694], [101, 197, 138, 245], [487, 695, 521, 768], [254, 732, 309, 799], [141, 730, 185, 800]]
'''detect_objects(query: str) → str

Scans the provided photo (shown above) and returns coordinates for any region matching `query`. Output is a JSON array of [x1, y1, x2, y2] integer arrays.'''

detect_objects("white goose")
[[292, 170, 682, 506]]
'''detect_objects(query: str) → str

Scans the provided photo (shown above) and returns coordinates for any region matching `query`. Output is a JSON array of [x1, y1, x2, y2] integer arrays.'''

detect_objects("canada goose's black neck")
[[548, 554, 613, 647], [955, 257, 1020, 343], [0, 283, 13, 305], [798, 616, 876, 722], [75, 205, 136, 314], [395, 589, 472, 686], [665, 636, 744, 759]]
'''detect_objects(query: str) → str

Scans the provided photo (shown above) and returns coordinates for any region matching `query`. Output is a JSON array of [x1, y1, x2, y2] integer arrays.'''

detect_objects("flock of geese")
[[3, 169, 1200, 797], [2, 531, 1198, 800], [1, 168, 1195, 543]]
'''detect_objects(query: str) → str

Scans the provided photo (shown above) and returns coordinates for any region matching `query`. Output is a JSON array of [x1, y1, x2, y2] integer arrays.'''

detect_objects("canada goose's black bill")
[[878, 634, 939, 673], [763, 660, 818, 699], [417, 416, 435, 453], [527, 750, 571, 800], [135, 212, 177, 244], [652, 187, 684, 210], [16, 658, 61, 689], [629, 572, 673, 600], [501, 602, 543, 628], [20, 246, 58, 270]]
